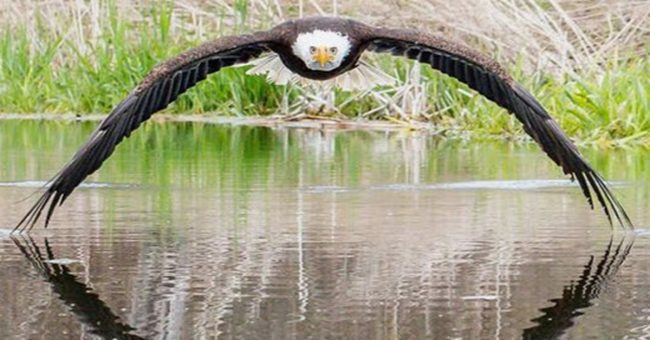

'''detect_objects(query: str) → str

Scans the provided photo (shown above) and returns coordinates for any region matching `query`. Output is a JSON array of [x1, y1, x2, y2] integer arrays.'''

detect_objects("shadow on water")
[[11, 235, 144, 340], [523, 235, 635, 339]]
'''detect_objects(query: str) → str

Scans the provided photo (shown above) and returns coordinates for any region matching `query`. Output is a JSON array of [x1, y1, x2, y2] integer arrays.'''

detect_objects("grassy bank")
[[0, 1, 648, 146]]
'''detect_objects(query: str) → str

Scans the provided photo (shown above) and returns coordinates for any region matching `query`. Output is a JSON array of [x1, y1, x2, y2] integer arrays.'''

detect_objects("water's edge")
[[0, 113, 439, 132]]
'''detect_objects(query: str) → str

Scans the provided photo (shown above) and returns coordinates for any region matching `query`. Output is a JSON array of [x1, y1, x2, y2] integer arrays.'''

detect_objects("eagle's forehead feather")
[[295, 29, 348, 42], [293, 30, 351, 53]]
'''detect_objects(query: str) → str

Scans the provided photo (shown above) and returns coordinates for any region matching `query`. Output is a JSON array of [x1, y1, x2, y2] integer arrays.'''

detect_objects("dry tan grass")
[[3, 0, 647, 73]]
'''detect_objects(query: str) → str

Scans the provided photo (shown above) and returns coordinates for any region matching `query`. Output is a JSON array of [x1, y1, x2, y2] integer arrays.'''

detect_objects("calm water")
[[0, 120, 649, 339]]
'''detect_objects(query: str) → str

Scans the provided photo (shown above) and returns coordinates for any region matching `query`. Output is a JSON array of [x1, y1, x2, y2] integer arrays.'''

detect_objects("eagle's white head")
[[292, 30, 351, 71]]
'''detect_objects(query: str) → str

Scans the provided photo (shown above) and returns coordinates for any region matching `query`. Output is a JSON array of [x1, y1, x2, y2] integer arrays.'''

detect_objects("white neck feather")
[[246, 55, 396, 91]]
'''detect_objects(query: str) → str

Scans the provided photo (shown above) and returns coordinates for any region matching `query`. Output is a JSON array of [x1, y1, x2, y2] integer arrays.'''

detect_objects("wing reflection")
[[12, 235, 143, 340], [522, 236, 634, 339]]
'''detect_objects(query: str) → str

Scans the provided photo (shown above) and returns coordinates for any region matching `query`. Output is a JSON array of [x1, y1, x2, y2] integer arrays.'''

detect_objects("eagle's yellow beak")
[[312, 46, 334, 67]]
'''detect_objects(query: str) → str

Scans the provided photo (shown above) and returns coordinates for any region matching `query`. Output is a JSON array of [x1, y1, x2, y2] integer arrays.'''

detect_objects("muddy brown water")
[[0, 120, 648, 339]]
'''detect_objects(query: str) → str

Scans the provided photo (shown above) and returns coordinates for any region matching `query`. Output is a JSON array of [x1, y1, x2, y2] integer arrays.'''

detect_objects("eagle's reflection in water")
[[12, 236, 144, 340], [11, 234, 634, 339], [523, 235, 634, 339]]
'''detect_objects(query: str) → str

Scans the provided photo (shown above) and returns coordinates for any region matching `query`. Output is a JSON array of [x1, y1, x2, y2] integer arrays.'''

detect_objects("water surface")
[[0, 120, 648, 339]]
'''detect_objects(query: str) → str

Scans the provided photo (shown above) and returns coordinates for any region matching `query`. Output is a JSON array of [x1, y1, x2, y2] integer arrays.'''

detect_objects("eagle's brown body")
[[140, 17, 507, 86], [14, 16, 633, 232]]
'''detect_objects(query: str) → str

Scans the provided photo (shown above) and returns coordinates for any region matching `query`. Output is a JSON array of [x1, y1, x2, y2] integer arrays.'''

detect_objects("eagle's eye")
[[309, 46, 317, 54], [330, 46, 338, 54]]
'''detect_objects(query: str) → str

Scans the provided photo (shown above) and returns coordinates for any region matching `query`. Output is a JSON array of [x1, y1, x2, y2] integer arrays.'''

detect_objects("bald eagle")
[[13, 16, 633, 232]]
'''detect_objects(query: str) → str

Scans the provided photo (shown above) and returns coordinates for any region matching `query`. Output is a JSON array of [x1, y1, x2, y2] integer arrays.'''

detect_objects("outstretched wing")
[[360, 27, 632, 228], [15, 31, 277, 232]]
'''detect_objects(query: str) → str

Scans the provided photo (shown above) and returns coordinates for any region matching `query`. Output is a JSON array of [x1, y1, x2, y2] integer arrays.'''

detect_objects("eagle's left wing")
[[14, 31, 279, 232], [358, 27, 632, 228]]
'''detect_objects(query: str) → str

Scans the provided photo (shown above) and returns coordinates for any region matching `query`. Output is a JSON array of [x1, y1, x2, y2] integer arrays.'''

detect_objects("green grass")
[[0, 2, 648, 146]]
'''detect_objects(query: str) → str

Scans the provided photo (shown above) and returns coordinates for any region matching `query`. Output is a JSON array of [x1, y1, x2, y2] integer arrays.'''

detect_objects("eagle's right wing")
[[359, 27, 632, 228]]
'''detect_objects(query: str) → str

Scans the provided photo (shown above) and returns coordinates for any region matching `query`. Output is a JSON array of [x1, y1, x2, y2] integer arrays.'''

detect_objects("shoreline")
[[5, 113, 643, 147], [0, 113, 445, 133]]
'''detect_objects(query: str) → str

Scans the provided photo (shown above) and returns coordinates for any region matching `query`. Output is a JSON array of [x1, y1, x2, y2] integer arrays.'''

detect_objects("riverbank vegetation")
[[0, 0, 648, 146]]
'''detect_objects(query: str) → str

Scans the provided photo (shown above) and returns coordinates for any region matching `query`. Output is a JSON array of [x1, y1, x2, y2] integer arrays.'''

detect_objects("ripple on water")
[[379, 179, 630, 192], [377, 179, 579, 191], [0, 180, 136, 188], [0, 123, 646, 339], [0, 229, 13, 239]]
